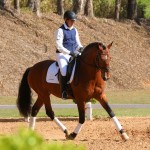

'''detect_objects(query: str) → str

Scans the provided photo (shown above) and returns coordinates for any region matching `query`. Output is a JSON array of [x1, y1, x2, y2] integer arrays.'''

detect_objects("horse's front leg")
[[97, 93, 129, 141], [67, 101, 85, 140]]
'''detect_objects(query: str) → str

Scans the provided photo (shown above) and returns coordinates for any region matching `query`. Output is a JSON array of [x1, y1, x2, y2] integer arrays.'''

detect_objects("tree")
[[0, 0, 10, 9], [115, 0, 121, 20], [57, 0, 64, 15], [73, 0, 94, 17], [73, 0, 85, 15], [27, 0, 41, 17], [14, 0, 20, 14], [127, 0, 137, 19], [84, 0, 94, 17], [0, 0, 4, 8]]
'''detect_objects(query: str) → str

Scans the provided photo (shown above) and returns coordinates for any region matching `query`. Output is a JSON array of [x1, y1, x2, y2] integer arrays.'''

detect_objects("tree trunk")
[[0, 0, 10, 9], [35, 0, 41, 17], [57, 0, 64, 15], [84, 0, 94, 17], [127, 0, 137, 20], [0, 0, 5, 8], [26, 0, 32, 7], [28, 0, 41, 17], [14, 0, 20, 14], [73, 0, 85, 15], [115, 0, 121, 20]]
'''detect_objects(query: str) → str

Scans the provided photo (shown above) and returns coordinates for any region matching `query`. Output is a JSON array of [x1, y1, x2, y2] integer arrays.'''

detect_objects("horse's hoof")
[[67, 132, 77, 140], [64, 129, 69, 138], [121, 132, 129, 141]]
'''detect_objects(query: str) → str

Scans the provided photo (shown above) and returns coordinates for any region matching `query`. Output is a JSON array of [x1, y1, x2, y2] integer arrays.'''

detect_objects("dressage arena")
[[0, 117, 149, 150]]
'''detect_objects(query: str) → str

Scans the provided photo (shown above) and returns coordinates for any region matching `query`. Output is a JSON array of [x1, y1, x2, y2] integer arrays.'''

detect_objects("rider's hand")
[[70, 52, 78, 57], [78, 47, 84, 53]]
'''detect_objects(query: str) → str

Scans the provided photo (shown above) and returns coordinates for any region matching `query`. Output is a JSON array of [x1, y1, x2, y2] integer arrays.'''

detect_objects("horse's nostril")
[[103, 77, 107, 81], [105, 67, 110, 72]]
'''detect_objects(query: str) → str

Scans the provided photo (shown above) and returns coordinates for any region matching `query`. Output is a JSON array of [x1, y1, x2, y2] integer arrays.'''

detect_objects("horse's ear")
[[98, 43, 103, 51], [107, 42, 113, 49]]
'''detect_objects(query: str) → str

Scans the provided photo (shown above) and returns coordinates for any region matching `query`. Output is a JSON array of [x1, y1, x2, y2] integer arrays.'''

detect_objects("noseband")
[[95, 43, 110, 71], [80, 42, 110, 72]]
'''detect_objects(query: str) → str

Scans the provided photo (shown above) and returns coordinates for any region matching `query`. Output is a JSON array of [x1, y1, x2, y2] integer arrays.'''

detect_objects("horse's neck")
[[81, 48, 96, 66], [78, 51, 97, 79]]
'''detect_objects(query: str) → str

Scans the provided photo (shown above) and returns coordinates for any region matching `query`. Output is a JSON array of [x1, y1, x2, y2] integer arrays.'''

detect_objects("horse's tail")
[[17, 68, 32, 118]]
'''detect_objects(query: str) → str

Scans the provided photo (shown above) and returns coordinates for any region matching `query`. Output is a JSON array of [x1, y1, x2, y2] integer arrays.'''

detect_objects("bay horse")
[[17, 42, 129, 140]]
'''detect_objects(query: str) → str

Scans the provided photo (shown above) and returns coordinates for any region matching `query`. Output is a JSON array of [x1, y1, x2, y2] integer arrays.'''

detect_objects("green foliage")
[[119, 0, 128, 18], [72, 98, 96, 104], [90, 98, 97, 104], [64, 0, 73, 10], [137, 0, 150, 18], [40, 0, 56, 13], [93, 0, 115, 18], [19, 0, 28, 7], [13, 0, 150, 19], [0, 129, 85, 150], [10, 0, 150, 19], [93, 0, 149, 19]]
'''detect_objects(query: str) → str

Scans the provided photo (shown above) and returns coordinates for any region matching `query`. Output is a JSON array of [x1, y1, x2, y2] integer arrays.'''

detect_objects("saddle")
[[46, 57, 76, 84]]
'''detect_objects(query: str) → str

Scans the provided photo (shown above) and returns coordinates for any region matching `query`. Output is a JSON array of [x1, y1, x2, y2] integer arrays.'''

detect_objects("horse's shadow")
[[45, 138, 88, 142]]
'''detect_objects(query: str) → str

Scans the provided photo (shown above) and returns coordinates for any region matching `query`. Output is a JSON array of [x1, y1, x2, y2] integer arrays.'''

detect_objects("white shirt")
[[55, 23, 83, 55]]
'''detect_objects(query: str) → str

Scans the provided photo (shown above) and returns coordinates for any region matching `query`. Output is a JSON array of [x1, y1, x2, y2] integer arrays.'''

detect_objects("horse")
[[17, 42, 129, 140]]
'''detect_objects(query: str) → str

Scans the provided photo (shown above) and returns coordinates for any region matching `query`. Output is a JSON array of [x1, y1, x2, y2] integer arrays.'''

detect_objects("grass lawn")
[[0, 107, 149, 118], [0, 89, 149, 118], [0, 89, 150, 105]]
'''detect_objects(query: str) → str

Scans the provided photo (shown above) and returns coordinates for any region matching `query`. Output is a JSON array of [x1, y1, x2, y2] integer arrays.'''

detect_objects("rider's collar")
[[64, 23, 74, 30]]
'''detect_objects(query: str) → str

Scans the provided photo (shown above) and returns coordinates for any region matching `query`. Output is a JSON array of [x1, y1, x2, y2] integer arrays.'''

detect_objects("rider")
[[55, 10, 83, 99]]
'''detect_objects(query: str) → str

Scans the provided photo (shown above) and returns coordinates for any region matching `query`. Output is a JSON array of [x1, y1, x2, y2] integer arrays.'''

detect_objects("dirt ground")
[[0, 117, 149, 150], [0, 10, 150, 96]]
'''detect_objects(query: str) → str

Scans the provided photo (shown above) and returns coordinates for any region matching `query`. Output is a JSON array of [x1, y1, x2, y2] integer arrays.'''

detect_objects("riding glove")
[[78, 47, 84, 53], [70, 51, 78, 57]]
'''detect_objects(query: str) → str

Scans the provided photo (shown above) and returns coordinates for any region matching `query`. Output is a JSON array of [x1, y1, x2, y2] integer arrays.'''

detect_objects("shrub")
[[0, 129, 85, 150], [137, 0, 150, 18]]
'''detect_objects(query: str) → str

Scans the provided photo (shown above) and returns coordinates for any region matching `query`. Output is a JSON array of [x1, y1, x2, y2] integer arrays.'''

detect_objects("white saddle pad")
[[46, 61, 76, 84]]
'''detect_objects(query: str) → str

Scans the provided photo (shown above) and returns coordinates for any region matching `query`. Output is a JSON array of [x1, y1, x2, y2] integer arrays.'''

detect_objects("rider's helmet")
[[64, 10, 77, 20]]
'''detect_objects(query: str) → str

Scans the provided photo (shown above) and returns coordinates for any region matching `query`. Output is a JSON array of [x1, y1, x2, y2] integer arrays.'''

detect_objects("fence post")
[[86, 102, 92, 120]]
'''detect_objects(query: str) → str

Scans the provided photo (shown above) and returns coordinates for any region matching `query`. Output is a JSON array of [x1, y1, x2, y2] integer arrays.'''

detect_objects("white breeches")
[[56, 53, 71, 76]]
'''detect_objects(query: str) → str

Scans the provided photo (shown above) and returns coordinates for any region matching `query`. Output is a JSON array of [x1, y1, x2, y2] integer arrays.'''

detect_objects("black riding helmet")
[[64, 10, 77, 20]]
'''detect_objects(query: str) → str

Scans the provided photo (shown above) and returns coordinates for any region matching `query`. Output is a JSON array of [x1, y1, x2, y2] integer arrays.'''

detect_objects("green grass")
[[39, 108, 150, 117], [106, 89, 150, 104], [0, 89, 149, 118], [0, 89, 150, 105], [0, 107, 150, 118]]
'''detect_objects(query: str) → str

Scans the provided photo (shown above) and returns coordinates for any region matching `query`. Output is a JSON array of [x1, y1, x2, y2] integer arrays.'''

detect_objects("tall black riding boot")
[[59, 75, 68, 99]]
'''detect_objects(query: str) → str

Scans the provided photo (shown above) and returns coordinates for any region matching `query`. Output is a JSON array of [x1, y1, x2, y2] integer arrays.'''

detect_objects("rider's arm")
[[55, 28, 70, 55], [75, 28, 83, 51]]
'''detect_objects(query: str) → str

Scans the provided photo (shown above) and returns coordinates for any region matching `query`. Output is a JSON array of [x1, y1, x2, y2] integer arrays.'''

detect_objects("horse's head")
[[96, 42, 113, 81], [80, 41, 112, 81]]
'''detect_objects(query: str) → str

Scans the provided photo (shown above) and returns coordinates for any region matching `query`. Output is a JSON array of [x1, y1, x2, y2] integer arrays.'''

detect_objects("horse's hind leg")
[[29, 96, 44, 130], [43, 94, 69, 138], [97, 93, 129, 141]]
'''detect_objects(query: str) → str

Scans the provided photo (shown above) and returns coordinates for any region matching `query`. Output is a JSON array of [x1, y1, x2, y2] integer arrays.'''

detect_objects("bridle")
[[95, 43, 110, 72], [80, 43, 110, 72]]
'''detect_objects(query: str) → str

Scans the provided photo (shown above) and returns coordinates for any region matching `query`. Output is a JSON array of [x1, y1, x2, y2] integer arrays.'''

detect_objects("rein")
[[79, 43, 109, 71]]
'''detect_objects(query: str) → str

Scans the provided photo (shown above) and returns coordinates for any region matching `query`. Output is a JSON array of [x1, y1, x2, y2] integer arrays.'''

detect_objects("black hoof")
[[64, 129, 69, 138], [67, 132, 77, 140]]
